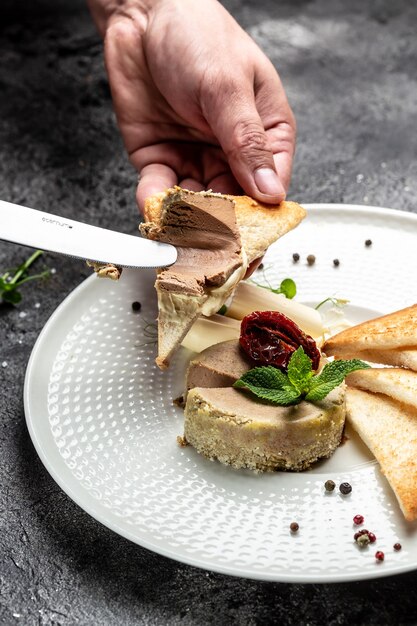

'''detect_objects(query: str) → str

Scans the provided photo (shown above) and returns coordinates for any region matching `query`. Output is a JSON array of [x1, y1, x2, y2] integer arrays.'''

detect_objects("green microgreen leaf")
[[279, 278, 297, 299], [2, 289, 22, 304], [250, 268, 297, 300], [0, 250, 51, 305], [305, 359, 370, 401], [217, 304, 227, 315]]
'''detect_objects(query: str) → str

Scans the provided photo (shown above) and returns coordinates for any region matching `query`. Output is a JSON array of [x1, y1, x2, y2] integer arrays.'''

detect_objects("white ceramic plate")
[[25, 204, 417, 583]]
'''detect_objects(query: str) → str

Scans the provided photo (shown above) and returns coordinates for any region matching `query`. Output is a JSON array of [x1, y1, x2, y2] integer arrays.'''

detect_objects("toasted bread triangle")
[[155, 292, 207, 369], [347, 367, 417, 411], [142, 189, 306, 369], [323, 304, 417, 361], [346, 388, 417, 521], [337, 347, 417, 371]]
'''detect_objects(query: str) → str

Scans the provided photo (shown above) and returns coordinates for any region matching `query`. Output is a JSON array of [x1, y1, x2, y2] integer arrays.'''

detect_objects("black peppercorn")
[[290, 522, 299, 533], [131, 301, 142, 312], [365, 239, 372, 247], [292, 253, 300, 263], [324, 479, 336, 492], [333, 258, 340, 267], [339, 482, 352, 495]]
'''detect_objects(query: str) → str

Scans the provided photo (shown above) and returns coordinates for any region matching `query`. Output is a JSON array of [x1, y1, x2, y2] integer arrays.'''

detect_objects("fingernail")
[[254, 168, 285, 198]]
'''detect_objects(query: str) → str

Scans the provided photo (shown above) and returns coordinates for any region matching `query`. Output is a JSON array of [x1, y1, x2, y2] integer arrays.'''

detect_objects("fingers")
[[201, 61, 296, 204], [273, 146, 293, 195], [202, 89, 284, 203], [133, 142, 239, 209], [207, 172, 242, 195], [179, 178, 205, 192], [136, 164, 177, 212], [136, 164, 206, 212], [244, 256, 264, 279]]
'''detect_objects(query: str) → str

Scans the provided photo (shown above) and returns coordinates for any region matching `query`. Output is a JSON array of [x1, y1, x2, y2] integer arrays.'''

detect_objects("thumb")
[[204, 92, 286, 203]]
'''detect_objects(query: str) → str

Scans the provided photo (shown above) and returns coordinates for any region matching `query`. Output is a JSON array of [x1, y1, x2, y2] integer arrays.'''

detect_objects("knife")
[[0, 200, 177, 268]]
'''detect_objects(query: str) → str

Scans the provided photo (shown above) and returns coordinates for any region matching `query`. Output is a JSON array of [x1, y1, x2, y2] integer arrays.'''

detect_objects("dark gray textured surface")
[[1, 1, 417, 624]]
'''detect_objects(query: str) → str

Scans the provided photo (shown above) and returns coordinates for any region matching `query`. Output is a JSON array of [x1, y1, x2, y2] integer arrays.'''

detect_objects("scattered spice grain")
[[339, 482, 352, 495], [357, 534, 370, 548]]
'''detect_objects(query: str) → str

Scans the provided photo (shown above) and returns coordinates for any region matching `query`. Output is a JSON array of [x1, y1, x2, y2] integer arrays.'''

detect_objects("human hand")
[[88, 0, 296, 211]]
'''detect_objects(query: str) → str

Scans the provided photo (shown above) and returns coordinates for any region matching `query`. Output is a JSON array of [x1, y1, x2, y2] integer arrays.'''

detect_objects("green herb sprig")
[[315, 296, 349, 310], [251, 276, 297, 299], [0, 250, 51, 305], [233, 347, 370, 405]]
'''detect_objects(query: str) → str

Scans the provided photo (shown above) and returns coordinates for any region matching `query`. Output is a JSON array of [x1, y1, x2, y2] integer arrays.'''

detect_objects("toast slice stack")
[[346, 367, 417, 521]]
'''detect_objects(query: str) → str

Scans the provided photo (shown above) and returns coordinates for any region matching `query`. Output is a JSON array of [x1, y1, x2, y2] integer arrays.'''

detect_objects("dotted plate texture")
[[25, 205, 417, 583]]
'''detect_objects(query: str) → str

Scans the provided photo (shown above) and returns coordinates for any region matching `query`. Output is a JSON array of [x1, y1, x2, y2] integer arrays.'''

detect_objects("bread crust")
[[141, 188, 306, 368], [323, 304, 417, 357], [347, 367, 417, 410], [143, 189, 306, 264], [347, 387, 417, 521], [231, 196, 306, 261]]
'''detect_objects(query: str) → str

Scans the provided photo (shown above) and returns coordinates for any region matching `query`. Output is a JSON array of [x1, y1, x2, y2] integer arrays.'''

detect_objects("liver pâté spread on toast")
[[140, 187, 306, 368]]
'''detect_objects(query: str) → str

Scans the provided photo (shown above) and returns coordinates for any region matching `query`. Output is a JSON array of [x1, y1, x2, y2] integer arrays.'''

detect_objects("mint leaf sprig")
[[0, 250, 51, 305], [233, 347, 370, 405]]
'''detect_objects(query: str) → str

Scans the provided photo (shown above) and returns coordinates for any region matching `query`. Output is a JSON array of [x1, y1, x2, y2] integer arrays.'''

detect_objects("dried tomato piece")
[[240, 310, 320, 371]]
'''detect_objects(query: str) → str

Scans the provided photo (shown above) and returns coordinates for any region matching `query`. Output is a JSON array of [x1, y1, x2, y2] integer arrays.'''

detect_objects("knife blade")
[[0, 200, 177, 268]]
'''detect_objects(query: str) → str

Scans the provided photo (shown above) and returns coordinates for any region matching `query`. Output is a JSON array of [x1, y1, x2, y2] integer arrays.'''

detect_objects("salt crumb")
[[50, 268, 56, 274], [19, 311, 27, 319], [381, 162, 387, 169], [12, 614, 20, 619], [363, 196, 369, 202], [404, 186, 410, 192], [34, 302, 40, 309], [1, 361, 7, 368], [356, 174, 364, 183]]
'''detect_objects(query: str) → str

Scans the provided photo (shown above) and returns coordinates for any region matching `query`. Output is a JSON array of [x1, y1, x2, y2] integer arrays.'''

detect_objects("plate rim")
[[24, 203, 417, 583]]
